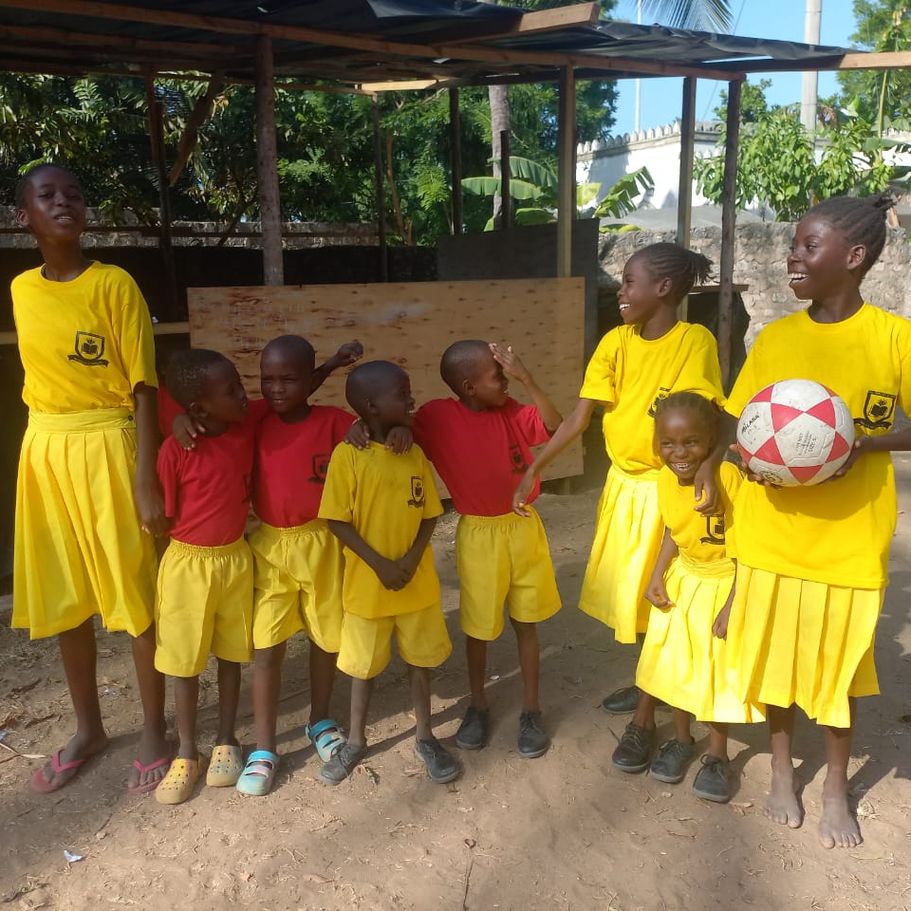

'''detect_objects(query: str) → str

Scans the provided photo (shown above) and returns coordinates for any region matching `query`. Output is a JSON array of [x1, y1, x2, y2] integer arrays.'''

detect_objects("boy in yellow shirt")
[[318, 361, 458, 785]]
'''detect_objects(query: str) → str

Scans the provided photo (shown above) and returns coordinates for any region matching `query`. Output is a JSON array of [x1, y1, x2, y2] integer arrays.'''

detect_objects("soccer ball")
[[736, 379, 856, 486]]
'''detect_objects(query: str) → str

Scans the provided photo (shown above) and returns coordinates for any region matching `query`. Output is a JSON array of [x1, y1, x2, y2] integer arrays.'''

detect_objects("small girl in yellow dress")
[[630, 392, 763, 802]]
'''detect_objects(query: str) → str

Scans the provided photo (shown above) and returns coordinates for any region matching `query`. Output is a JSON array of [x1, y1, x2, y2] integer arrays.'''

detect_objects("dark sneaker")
[[649, 739, 695, 784], [600, 685, 642, 715], [692, 755, 731, 803], [415, 738, 460, 783], [517, 711, 550, 759], [319, 743, 365, 786], [611, 722, 655, 773], [456, 706, 490, 751]]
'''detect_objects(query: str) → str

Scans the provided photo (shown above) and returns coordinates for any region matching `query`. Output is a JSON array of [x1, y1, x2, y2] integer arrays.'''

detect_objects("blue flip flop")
[[305, 719, 347, 763], [235, 750, 279, 797]]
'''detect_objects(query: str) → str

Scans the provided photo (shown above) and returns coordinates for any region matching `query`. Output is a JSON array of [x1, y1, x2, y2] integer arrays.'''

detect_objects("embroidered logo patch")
[[647, 386, 671, 418], [509, 441, 527, 474], [855, 390, 896, 431], [407, 475, 425, 508], [309, 452, 331, 484], [699, 515, 726, 546], [68, 331, 109, 367]]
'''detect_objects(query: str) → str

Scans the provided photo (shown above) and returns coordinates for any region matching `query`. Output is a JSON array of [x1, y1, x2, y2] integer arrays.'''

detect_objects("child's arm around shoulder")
[[491, 343, 561, 432]]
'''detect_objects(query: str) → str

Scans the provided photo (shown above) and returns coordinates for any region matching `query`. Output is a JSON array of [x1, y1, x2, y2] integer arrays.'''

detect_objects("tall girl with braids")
[[513, 243, 725, 755], [724, 194, 911, 848]]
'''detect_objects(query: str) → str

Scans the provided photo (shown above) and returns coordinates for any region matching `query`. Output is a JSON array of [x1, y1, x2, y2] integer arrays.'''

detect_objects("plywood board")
[[187, 279, 584, 485]]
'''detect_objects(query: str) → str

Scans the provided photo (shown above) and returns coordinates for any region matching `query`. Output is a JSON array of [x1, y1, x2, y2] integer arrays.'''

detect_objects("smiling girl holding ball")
[[724, 193, 911, 849]]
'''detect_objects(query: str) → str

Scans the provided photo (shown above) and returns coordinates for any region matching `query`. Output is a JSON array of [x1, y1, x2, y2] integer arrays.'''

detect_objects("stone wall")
[[598, 223, 911, 346], [0, 207, 378, 249]]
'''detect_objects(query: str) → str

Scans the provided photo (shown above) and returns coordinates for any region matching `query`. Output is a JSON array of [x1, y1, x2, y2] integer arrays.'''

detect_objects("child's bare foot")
[[34, 731, 109, 791], [127, 728, 173, 791], [819, 780, 862, 849], [764, 760, 803, 828]]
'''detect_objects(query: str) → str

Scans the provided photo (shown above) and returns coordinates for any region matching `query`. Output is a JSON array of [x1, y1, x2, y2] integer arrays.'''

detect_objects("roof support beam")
[[676, 76, 696, 320], [556, 65, 575, 280], [0, 0, 741, 81], [255, 35, 283, 285]]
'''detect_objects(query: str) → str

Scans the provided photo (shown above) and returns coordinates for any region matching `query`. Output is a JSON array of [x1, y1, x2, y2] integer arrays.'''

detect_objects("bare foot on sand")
[[819, 782, 862, 849], [764, 760, 803, 829]]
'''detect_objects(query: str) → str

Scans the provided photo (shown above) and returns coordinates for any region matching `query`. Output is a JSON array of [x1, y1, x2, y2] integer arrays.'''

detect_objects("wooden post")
[[500, 128, 512, 230], [144, 72, 178, 316], [372, 94, 388, 281], [255, 35, 283, 285], [719, 78, 742, 390], [448, 88, 462, 235], [556, 65, 576, 278], [676, 76, 697, 318]]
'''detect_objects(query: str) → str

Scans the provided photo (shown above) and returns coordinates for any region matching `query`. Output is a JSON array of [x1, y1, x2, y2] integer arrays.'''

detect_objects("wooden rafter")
[[0, 0, 743, 81]]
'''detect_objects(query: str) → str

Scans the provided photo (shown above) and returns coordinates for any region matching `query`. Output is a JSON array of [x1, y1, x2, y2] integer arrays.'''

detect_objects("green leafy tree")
[[712, 78, 773, 124]]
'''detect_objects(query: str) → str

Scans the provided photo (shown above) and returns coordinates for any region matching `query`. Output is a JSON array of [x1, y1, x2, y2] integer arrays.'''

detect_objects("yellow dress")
[[636, 463, 764, 723], [11, 262, 159, 639], [723, 304, 911, 728], [577, 321, 724, 642]]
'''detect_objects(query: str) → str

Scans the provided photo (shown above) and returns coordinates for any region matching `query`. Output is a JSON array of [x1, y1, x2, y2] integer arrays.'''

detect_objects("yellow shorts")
[[456, 508, 561, 641], [337, 605, 452, 680], [248, 519, 344, 652], [154, 537, 254, 677], [12, 408, 158, 640]]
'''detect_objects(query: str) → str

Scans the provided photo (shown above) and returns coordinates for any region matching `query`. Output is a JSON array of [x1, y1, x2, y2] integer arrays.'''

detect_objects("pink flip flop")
[[30, 749, 88, 794], [128, 743, 178, 795]]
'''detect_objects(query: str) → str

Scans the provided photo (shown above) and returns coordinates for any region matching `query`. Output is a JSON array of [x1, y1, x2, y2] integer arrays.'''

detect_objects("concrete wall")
[[598, 223, 911, 346]]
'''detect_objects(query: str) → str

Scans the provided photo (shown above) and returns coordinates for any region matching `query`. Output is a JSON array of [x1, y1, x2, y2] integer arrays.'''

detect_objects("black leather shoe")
[[517, 711, 550, 759], [455, 706, 490, 750], [600, 685, 642, 715], [611, 722, 655, 773]]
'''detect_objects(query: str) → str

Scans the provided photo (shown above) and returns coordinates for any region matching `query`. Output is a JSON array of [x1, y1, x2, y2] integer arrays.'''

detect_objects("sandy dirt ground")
[[2, 459, 911, 911]]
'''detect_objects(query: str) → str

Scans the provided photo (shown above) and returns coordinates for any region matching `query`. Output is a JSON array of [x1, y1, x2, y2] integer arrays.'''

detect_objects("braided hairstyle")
[[633, 242, 714, 302], [653, 390, 721, 442], [803, 193, 894, 277]]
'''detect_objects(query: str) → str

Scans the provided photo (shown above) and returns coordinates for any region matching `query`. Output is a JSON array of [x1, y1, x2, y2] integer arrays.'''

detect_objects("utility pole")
[[800, 0, 822, 138], [634, 0, 643, 132]]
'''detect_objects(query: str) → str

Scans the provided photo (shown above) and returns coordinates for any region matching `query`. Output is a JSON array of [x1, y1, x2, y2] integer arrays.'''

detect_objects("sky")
[[609, 0, 857, 135]]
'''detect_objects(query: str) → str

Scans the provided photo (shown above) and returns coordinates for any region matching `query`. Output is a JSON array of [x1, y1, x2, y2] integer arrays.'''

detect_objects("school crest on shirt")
[[509, 441, 527, 474], [856, 390, 896, 431], [699, 515, 726, 546], [407, 475, 425, 508], [647, 386, 671, 418], [68, 330, 109, 367], [309, 452, 331, 484]]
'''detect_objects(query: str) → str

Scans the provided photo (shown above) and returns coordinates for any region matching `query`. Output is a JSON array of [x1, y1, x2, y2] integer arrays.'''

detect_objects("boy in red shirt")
[[354, 341, 563, 756], [154, 348, 256, 805], [237, 335, 356, 796]]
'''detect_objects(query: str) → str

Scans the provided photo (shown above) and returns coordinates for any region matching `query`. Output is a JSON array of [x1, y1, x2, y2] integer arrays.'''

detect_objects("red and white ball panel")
[[736, 379, 855, 487]]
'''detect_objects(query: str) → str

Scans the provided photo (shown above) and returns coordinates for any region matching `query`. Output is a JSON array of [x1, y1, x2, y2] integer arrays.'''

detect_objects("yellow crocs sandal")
[[206, 744, 244, 788], [155, 757, 203, 806]]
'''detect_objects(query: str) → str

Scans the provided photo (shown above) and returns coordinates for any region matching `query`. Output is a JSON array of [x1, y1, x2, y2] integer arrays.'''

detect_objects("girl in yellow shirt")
[[514, 243, 724, 722], [619, 392, 762, 803], [724, 193, 911, 849], [10, 165, 170, 794]]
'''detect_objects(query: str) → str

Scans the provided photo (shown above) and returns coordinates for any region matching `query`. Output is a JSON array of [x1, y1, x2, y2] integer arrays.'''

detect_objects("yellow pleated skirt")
[[724, 564, 882, 729], [636, 554, 765, 724], [578, 465, 662, 643], [12, 408, 158, 639]]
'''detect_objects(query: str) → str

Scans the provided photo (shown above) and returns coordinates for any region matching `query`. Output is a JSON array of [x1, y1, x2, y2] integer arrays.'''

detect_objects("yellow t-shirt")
[[658, 461, 742, 564], [12, 261, 157, 413], [725, 304, 911, 589], [579, 322, 724, 474], [318, 441, 443, 619]]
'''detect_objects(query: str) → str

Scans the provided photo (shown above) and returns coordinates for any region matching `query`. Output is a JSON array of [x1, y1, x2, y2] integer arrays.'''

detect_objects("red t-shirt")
[[413, 397, 551, 517], [253, 405, 354, 527], [157, 410, 258, 546]]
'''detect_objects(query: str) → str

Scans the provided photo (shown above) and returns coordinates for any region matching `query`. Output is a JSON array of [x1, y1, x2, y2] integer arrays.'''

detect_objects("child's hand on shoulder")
[[490, 343, 530, 385], [645, 576, 673, 609], [385, 425, 413, 455], [332, 339, 364, 369], [172, 412, 204, 451], [344, 419, 371, 450], [692, 461, 719, 515]]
